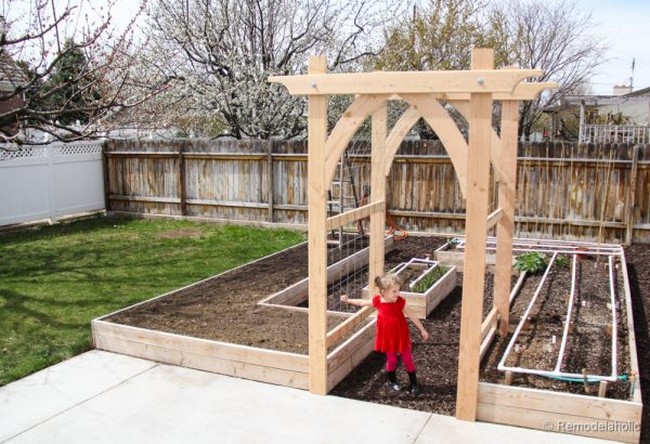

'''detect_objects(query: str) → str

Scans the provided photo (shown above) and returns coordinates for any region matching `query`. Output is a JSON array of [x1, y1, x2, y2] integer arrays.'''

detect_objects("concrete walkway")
[[0, 350, 616, 444]]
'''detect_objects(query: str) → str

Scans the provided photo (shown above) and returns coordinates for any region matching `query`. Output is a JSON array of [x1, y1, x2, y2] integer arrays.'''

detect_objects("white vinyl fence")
[[0, 141, 105, 226]]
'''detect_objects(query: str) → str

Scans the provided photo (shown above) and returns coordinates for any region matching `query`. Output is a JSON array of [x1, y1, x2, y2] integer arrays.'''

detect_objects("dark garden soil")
[[106, 235, 650, 441]]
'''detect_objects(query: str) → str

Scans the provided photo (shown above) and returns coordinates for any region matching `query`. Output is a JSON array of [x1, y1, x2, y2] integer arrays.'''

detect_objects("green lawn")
[[0, 216, 305, 386]]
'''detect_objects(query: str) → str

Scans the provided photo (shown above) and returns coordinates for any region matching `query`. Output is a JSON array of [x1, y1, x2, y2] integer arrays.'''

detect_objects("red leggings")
[[385, 350, 416, 372]]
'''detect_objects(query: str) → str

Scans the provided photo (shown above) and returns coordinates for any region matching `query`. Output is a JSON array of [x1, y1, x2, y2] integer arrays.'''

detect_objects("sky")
[[6, 0, 650, 95], [579, 0, 650, 94], [107, 0, 650, 95]]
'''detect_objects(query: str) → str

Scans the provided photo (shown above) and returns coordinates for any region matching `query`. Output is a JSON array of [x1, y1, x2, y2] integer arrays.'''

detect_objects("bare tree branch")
[[0, 0, 170, 145], [138, 0, 401, 139]]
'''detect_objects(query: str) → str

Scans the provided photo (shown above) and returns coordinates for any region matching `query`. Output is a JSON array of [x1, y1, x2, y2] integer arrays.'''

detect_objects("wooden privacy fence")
[[103, 139, 650, 244]]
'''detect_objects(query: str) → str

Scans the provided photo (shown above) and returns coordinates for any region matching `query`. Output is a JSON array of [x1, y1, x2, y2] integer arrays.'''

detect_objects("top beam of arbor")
[[269, 69, 544, 96]]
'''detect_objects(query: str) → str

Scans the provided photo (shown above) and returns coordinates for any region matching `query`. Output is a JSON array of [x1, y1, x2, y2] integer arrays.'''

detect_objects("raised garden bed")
[[478, 246, 642, 443], [90, 235, 643, 442], [93, 237, 395, 392], [362, 258, 457, 319], [433, 236, 622, 272]]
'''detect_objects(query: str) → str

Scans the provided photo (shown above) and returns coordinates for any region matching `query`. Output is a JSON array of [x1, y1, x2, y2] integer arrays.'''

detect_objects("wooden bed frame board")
[[92, 319, 310, 389], [477, 383, 642, 443], [92, 314, 377, 392]]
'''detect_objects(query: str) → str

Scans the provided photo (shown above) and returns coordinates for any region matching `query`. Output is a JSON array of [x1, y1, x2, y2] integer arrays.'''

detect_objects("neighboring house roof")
[[0, 51, 28, 91], [544, 86, 650, 122], [625, 86, 650, 98], [554, 86, 650, 108]]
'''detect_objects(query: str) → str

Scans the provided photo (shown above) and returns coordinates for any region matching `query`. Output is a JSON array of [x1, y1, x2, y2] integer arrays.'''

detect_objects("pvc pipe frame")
[[497, 251, 620, 383], [388, 258, 439, 290], [450, 236, 623, 256]]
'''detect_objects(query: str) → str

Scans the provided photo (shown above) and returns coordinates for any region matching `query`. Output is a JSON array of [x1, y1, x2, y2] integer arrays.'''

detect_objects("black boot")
[[386, 371, 401, 391], [407, 371, 420, 395]]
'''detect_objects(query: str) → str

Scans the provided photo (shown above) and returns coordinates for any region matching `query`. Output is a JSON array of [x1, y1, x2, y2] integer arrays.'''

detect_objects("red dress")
[[372, 295, 411, 353]]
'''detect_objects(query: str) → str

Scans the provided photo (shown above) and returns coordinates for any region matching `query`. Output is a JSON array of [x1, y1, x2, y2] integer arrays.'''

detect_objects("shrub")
[[514, 252, 547, 275]]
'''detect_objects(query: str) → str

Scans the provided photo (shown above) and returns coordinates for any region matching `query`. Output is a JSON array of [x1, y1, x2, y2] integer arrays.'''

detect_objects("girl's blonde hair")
[[374, 273, 403, 291]]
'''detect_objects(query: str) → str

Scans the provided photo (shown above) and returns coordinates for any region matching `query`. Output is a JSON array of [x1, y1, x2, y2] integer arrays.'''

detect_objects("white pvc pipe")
[[451, 235, 623, 249], [498, 365, 619, 382], [497, 252, 559, 372], [554, 253, 578, 373], [608, 255, 618, 380], [390, 257, 437, 274], [452, 243, 622, 257]]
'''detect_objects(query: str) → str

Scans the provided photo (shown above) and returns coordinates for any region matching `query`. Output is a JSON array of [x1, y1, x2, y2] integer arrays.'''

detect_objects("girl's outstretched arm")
[[404, 304, 429, 341], [340, 294, 373, 307]]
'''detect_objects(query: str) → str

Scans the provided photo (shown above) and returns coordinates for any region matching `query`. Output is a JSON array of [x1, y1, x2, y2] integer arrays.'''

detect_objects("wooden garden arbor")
[[270, 48, 555, 421]]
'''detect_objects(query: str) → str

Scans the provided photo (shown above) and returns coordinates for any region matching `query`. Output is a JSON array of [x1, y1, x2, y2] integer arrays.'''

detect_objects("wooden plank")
[[456, 48, 494, 421], [327, 320, 375, 372], [477, 401, 640, 443], [410, 82, 558, 102], [184, 153, 267, 161], [258, 277, 308, 306], [93, 330, 309, 390], [327, 323, 375, 392], [325, 200, 384, 231], [625, 145, 639, 245], [267, 141, 274, 222], [110, 195, 181, 204], [495, 100, 519, 337], [485, 208, 503, 231], [368, 103, 388, 298], [480, 325, 497, 360], [619, 252, 643, 403], [178, 144, 187, 216], [307, 55, 329, 395], [481, 307, 498, 340], [92, 320, 308, 372], [269, 69, 544, 95], [478, 383, 642, 423], [477, 383, 642, 443], [105, 151, 177, 157], [326, 306, 373, 348]]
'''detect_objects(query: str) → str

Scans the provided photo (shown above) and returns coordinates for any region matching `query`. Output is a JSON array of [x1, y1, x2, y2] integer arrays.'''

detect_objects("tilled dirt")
[[105, 236, 650, 441]]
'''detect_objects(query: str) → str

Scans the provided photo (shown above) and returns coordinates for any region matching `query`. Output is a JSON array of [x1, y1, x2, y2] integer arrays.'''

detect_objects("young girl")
[[341, 274, 429, 394]]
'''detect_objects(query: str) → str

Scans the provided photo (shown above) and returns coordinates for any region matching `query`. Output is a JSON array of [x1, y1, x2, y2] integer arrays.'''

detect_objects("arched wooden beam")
[[324, 94, 389, 186], [449, 100, 504, 179], [447, 82, 557, 180], [383, 105, 420, 171], [387, 94, 469, 196]]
